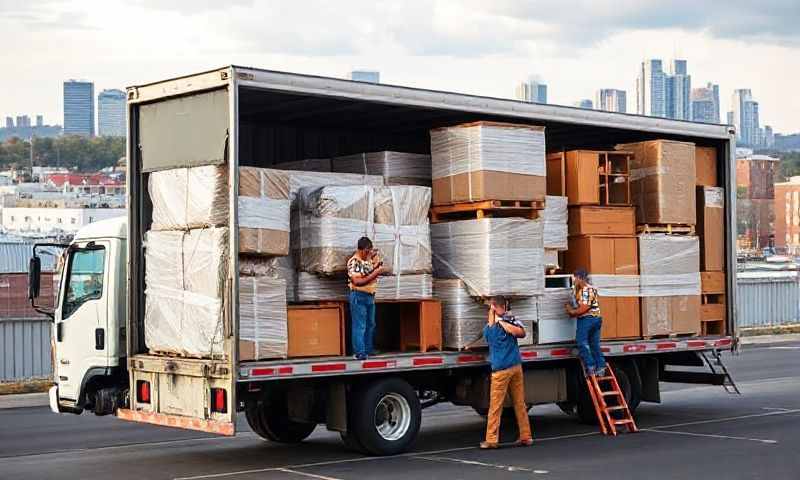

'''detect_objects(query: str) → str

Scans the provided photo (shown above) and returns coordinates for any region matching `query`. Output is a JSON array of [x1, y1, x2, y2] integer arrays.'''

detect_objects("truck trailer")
[[30, 65, 738, 456]]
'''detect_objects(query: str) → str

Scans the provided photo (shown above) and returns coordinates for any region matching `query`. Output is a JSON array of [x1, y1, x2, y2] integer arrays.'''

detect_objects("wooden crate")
[[287, 303, 346, 358], [701, 272, 725, 294], [700, 293, 726, 336], [372, 300, 443, 353], [430, 199, 542, 223]]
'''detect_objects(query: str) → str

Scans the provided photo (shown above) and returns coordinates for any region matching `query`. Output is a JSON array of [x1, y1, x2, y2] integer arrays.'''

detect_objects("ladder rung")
[[596, 376, 614, 381], [601, 391, 622, 396], [605, 405, 627, 412], [613, 419, 634, 425]]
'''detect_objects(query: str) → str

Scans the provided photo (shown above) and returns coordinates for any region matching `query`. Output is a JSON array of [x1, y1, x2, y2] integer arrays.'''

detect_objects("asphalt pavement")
[[1, 341, 799, 480]]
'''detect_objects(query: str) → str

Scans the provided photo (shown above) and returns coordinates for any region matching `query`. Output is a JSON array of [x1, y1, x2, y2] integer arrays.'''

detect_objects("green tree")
[[0, 135, 125, 172]]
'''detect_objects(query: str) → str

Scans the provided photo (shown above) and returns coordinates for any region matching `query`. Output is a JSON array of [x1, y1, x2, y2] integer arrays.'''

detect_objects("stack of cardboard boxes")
[[695, 147, 726, 335]]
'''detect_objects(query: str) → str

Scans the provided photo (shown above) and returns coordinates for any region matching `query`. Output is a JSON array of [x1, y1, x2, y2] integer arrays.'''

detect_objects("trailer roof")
[[128, 65, 734, 142]]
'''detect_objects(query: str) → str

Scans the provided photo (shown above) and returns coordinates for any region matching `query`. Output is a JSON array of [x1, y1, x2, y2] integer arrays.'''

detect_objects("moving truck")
[[29, 66, 738, 456]]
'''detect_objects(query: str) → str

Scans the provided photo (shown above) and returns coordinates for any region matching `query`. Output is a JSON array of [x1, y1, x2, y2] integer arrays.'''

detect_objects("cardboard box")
[[431, 171, 546, 206], [564, 236, 638, 275], [287, 304, 345, 357], [641, 295, 701, 336], [568, 206, 635, 236], [545, 153, 566, 196], [616, 140, 696, 225], [701, 302, 726, 322], [701, 271, 725, 294], [672, 295, 702, 335], [561, 150, 600, 206], [696, 186, 725, 271], [598, 296, 641, 339], [695, 146, 718, 186]]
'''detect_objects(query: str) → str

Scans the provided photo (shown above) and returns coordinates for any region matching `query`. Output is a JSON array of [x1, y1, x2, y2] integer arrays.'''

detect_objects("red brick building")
[[774, 177, 800, 255], [736, 154, 779, 250]]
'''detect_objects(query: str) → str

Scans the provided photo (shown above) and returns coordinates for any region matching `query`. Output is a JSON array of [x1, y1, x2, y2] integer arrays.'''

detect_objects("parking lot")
[[1, 340, 798, 480]]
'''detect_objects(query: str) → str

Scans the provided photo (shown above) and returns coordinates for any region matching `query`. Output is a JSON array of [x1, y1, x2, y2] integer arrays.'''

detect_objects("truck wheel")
[[340, 432, 367, 453], [350, 378, 421, 456], [245, 396, 317, 443]]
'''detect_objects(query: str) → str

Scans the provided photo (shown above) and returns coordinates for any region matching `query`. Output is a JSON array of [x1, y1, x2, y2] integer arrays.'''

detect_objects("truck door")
[[55, 242, 109, 402]]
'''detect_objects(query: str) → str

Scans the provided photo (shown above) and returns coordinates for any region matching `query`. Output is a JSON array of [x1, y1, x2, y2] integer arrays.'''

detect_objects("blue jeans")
[[576, 315, 606, 373], [349, 290, 376, 357]]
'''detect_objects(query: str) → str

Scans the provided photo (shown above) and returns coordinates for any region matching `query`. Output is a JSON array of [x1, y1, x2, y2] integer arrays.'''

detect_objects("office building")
[[515, 76, 548, 104], [636, 59, 666, 117], [98, 89, 126, 137], [731, 89, 760, 147], [764, 126, 775, 148], [63, 80, 95, 136], [666, 60, 691, 120], [595, 89, 627, 113], [35, 115, 43, 127], [691, 82, 720, 123], [16, 115, 31, 128], [4, 117, 12, 129], [573, 99, 593, 109], [349, 70, 380, 83]]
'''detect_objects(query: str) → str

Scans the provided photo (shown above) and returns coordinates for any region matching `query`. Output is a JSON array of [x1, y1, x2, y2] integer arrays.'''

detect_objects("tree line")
[[0, 135, 125, 173]]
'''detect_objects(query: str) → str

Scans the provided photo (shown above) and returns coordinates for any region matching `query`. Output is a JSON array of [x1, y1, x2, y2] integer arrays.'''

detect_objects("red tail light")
[[211, 388, 227, 413], [137, 380, 151, 404]]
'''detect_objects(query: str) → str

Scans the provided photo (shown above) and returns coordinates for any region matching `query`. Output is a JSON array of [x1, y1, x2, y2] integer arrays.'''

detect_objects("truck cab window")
[[63, 247, 106, 319]]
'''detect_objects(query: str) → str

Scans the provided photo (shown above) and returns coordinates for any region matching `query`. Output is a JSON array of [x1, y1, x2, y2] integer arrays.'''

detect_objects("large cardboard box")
[[287, 304, 345, 357], [597, 297, 641, 339], [430, 122, 546, 206], [701, 271, 725, 294], [616, 140, 696, 225], [701, 301, 726, 322], [568, 206, 635, 236], [695, 146, 718, 186], [641, 296, 701, 336], [696, 187, 725, 271]]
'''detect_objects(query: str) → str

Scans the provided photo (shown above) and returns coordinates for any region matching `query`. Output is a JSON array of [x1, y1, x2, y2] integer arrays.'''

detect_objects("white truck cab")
[[31, 216, 128, 415]]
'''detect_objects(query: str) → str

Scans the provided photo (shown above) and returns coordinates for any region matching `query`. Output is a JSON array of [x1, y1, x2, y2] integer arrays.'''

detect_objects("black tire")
[[245, 394, 317, 444], [619, 362, 642, 413], [340, 432, 367, 453], [557, 401, 576, 416], [350, 378, 421, 456]]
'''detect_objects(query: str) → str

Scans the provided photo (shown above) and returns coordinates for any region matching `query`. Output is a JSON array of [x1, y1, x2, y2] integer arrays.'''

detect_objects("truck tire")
[[340, 432, 367, 454], [350, 377, 421, 456], [245, 396, 317, 444]]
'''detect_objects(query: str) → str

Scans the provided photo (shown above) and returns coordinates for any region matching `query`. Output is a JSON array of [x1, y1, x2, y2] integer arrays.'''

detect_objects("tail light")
[[211, 388, 227, 413], [137, 380, 151, 404]]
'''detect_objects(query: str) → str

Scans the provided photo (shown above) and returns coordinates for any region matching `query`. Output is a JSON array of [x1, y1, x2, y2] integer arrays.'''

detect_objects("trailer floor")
[[1, 342, 798, 480]]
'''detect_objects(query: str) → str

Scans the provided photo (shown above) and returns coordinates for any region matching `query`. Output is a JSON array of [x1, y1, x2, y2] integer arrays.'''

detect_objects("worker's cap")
[[489, 295, 507, 306], [573, 268, 589, 280]]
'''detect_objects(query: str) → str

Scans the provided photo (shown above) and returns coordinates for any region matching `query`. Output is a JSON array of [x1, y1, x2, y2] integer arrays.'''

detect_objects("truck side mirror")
[[29, 256, 41, 300]]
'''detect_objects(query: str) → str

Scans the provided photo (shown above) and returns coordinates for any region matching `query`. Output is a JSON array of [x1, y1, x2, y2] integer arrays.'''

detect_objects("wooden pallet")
[[430, 199, 543, 223], [636, 224, 695, 235], [642, 331, 699, 340]]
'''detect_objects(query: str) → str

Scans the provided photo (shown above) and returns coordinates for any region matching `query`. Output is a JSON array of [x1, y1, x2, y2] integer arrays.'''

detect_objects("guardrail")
[[737, 273, 800, 327]]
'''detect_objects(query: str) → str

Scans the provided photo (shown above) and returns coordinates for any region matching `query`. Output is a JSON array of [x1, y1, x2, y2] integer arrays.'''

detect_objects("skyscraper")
[[98, 89, 126, 137], [63, 80, 95, 136], [515, 76, 547, 103], [4, 117, 12, 129], [35, 115, 44, 127], [731, 89, 761, 147], [666, 59, 691, 120], [690, 82, 720, 123], [573, 99, 593, 109], [595, 89, 627, 113], [349, 70, 380, 83], [637, 59, 666, 117], [764, 126, 775, 148]]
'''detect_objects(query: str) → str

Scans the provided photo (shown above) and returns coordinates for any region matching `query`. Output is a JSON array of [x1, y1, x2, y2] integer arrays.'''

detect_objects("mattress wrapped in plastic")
[[543, 196, 568, 250], [239, 255, 297, 302], [238, 167, 384, 256], [430, 121, 546, 205], [431, 217, 544, 297], [296, 273, 433, 302], [239, 277, 287, 360], [149, 165, 228, 230], [435, 279, 535, 349], [333, 151, 432, 186], [295, 185, 432, 275], [144, 228, 228, 358], [536, 288, 577, 344]]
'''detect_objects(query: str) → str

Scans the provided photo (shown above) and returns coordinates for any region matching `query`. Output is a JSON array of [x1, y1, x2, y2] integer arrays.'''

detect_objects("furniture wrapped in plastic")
[[430, 121, 546, 205], [149, 165, 228, 230], [333, 151, 432, 186], [144, 227, 228, 358], [543, 195, 568, 250], [296, 273, 433, 302], [239, 255, 297, 302], [295, 185, 432, 275], [431, 217, 544, 297], [239, 277, 288, 360], [536, 287, 577, 344]]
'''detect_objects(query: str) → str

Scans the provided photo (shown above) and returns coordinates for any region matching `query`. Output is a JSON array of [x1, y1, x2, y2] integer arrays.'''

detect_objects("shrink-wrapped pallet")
[[435, 279, 535, 349], [536, 288, 577, 344], [275, 158, 332, 172], [144, 228, 228, 358], [431, 217, 544, 297], [616, 140, 696, 225], [543, 195, 568, 250], [239, 277, 288, 360], [295, 185, 432, 275], [430, 121, 546, 205], [149, 165, 228, 230], [333, 151, 432, 186], [296, 273, 433, 302], [239, 255, 297, 302], [238, 168, 384, 256], [638, 234, 701, 336]]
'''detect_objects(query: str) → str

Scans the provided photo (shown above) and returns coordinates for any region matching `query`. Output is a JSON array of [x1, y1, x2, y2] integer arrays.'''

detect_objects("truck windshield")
[[63, 247, 106, 319]]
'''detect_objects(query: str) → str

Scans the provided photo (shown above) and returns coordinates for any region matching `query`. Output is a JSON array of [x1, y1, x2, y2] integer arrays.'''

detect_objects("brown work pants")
[[485, 364, 532, 444]]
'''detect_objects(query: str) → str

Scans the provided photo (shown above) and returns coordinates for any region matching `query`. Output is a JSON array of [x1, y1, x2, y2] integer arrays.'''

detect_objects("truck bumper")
[[48, 386, 60, 414]]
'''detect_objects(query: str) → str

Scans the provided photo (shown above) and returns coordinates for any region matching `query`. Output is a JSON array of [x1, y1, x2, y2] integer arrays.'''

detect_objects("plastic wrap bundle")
[[587, 275, 641, 297], [296, 273, 433, 302], [239, 255, 297, 302], [333, 152, 432, 186], [144, 228, 228, 358], [238, 167, 384, 256], [431, 217, 544, 297], [435, 279, 534, 349], [536, 288, 577, 344], [149, 165, 228, 230], [616, 140, 696, 225], [430, 121, 546, 205], [543, 196, 568, 250], [296, 185, 432, 275], [275, 158, 332, 172], [239, 277, 287, 360], [544, 249, 560, 268]]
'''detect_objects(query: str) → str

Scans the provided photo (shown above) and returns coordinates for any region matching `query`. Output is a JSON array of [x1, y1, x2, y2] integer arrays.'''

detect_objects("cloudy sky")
[[2, 0, 798, 132]]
